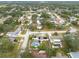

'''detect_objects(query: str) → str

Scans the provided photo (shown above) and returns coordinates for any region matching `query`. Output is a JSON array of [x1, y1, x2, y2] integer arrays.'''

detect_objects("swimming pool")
[[31, 41, 40, 47]]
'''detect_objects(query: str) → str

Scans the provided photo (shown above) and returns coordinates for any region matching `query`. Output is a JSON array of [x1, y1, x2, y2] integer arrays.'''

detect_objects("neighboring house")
[[37, 19, 41, 25], [18, 15, 25, 23], [37, 9, 45, 13], [7, 26, 21, 37], [65, 22, 71, 27], [51, 38, 62, 48], [50, 16, 65, 25], [7, 32, 18, 37], [0, 33, 4, 36], [51, 15, 56, 19], [47, 11, 51, 15], [75, 13, 79, 16], [68, 27, 77, 33], [69, 16, 77, 22], [50, 15, 56, 22], [27, 15, 32, 20], [50, 35, 62, 48], [36, 20, 42, 30], [27, 15, 32, 26], [27, 20, 32, 26], [68, 52, 79, 58], [37, 9, 42, 12], [54, 8, 60, 13], [54, 18, 65, 25], [37, 14, 41, 17]]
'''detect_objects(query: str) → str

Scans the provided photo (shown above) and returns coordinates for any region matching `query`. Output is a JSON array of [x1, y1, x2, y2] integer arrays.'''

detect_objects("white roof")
[[53, 39, 61, 42], [47, 12, 51, 15], [28, 16, 31, 19], [37, 20, 41, 25], [70, 16, 77, 21], [37, 25, 42, 29], [27, 20, 32, 25], [69, 27, 77, 33], [51, 16, 55, 19], [59, 19, 65, 24], [0, 33, 4, 36], [38, 14, 41, 16], [19, 16, 24, 20], [39, 50, 46, 53]]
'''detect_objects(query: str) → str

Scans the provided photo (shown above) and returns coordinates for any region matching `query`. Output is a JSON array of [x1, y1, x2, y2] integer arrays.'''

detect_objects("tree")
[[46, 48, 57, 57], [38, 41, 49, 50], [0, 17, 20, 33], [32, 14, 38, 21], [64, 33, 79, 52], [40, 12, 50, 19], [56, 25, 65, 30], [21, 49, 33, 58], [45, 22, 55, 29], [0, 37, 16, 52], [38, 42, 47, 50]]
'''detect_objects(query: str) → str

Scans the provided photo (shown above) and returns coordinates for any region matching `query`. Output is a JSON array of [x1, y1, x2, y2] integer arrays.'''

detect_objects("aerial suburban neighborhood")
[[0, 1, 79, 58]]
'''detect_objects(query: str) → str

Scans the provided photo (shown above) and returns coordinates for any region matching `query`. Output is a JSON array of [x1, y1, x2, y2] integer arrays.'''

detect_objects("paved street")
[[18, 29, 30, 57], [19, 30, 67, 50], [53, 13, 62, 20], [29, 31, 66, 34]]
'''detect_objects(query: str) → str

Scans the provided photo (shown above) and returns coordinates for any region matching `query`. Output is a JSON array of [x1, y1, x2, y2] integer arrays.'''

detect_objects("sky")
[[0, 0, 79, 1]]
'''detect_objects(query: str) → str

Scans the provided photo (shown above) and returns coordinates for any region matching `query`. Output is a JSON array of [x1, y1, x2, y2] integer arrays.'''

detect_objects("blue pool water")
[[31, 41, 40, 47]]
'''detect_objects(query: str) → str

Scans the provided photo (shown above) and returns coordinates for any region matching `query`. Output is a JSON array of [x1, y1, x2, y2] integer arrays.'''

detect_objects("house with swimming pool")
[[28, 33, 50, 57], [30, 33, 49, 48]]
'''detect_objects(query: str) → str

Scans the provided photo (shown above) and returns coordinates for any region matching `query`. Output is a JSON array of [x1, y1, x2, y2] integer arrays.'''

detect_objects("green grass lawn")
[[0, 50, 19, 58]]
